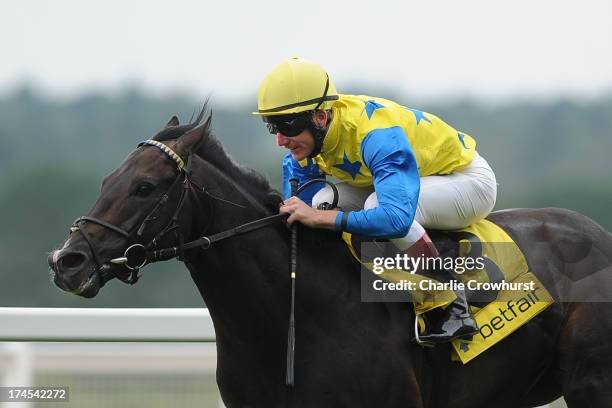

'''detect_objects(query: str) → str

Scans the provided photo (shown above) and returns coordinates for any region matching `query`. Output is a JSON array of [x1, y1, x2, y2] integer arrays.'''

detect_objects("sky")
[[2, 0, 612, 104]]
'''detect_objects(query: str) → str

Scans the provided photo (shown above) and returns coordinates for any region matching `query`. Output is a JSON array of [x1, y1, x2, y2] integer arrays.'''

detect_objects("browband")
[[138, 139, 185, 171]]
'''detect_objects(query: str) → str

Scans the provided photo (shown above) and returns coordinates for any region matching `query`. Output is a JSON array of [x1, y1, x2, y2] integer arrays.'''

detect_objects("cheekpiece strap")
[[138, 139, 185, 171]]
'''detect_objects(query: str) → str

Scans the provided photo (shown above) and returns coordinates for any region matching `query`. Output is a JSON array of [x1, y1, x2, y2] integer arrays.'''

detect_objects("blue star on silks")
[[333, 152, 363, 180], [458, 132, 469, 149], [460, 342, 470, 352], [365, 100, 385, 119], [405, 107, 432, 125]]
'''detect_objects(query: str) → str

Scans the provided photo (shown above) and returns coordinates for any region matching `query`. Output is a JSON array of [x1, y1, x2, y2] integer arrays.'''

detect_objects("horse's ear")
[[174, 123, 206, 159], [165, 115, 180, 127]]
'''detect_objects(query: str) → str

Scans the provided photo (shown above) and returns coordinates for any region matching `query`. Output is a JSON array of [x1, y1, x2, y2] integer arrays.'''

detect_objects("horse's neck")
[[188, 156, 279, 242], [186, 159, 291, 339]]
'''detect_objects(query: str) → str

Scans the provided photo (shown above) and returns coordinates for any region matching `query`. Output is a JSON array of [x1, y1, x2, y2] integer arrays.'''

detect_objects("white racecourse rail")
[[0, 308, 215, 342]]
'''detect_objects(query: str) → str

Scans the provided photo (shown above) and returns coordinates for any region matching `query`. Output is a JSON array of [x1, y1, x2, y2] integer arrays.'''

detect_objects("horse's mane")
[[152, 104, 282, 208]]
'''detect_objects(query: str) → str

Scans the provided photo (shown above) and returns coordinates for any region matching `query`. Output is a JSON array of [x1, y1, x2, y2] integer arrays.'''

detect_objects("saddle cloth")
[[343, 218, 554, 364]]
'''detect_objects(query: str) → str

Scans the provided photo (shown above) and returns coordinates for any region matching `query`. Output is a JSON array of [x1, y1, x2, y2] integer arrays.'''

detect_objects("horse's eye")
[[135, 182, 155, 197]]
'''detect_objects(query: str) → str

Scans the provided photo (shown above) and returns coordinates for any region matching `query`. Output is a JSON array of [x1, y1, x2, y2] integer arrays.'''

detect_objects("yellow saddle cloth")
[[342, 218, 554, 364]]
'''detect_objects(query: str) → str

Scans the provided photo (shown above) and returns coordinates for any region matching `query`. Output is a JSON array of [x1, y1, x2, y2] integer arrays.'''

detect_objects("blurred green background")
[[1, 85, 611, 308]]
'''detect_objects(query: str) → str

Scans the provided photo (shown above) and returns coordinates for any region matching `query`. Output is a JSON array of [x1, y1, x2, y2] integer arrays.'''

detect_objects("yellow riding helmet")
[[253, 57, 339, 116]]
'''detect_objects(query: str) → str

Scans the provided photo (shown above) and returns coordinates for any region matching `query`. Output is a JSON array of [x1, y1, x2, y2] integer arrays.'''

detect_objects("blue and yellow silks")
[[282, 94, 477, 238]]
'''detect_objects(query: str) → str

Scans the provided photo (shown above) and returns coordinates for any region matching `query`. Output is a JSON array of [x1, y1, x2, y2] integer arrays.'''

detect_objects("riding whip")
[[286, 178, 298, 386]]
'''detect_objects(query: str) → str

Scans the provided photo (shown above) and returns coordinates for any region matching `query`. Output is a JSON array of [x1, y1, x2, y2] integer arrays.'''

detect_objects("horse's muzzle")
[[48, 248, 101, 297]]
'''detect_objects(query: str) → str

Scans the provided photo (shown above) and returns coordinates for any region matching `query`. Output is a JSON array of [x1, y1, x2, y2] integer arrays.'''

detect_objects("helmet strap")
[[307, 110, 331, 158]]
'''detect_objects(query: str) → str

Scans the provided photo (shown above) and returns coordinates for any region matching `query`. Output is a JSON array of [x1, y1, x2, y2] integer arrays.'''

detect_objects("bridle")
[[69, 139, 197, 284], [68, 138, 339, 286]]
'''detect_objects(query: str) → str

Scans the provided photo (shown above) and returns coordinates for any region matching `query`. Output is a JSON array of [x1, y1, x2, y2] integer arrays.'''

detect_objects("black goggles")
[[263, 113, 311, 137]]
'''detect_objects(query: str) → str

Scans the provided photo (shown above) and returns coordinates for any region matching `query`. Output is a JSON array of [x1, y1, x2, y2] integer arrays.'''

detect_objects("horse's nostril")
[[58, 252, 87, 270]]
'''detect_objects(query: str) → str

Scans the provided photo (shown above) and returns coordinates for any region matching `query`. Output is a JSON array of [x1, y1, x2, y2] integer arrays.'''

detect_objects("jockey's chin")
[[289, 146, 311, 162], [278, 130, 315, 162]]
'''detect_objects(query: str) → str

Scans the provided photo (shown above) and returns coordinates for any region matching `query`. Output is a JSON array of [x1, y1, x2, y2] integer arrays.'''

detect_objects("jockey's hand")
[[279, 196, 339, 230]]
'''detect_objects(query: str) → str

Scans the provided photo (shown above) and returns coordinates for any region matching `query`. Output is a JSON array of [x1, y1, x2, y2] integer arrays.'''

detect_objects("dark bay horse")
[[48, 109, 612, 407]]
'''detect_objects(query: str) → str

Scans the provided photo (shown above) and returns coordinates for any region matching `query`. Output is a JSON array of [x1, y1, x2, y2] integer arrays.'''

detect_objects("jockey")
[[254, 57, 497, 343]]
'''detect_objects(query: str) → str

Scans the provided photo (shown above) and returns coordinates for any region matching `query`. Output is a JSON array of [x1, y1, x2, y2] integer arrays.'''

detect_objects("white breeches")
[[312, 152, 498, 234]]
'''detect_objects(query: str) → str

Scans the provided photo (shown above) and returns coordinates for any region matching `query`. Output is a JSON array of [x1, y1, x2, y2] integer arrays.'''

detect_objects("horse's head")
[[48, 112, 211, 297]]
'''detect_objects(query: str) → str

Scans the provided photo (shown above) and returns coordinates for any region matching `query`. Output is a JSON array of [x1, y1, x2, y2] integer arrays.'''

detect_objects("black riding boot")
[[418, 276, 479, 344]]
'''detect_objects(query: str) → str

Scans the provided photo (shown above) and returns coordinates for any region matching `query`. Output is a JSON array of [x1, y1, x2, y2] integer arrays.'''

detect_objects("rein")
[[110, 212, 288, 271], [111, 179, 336, 272]]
